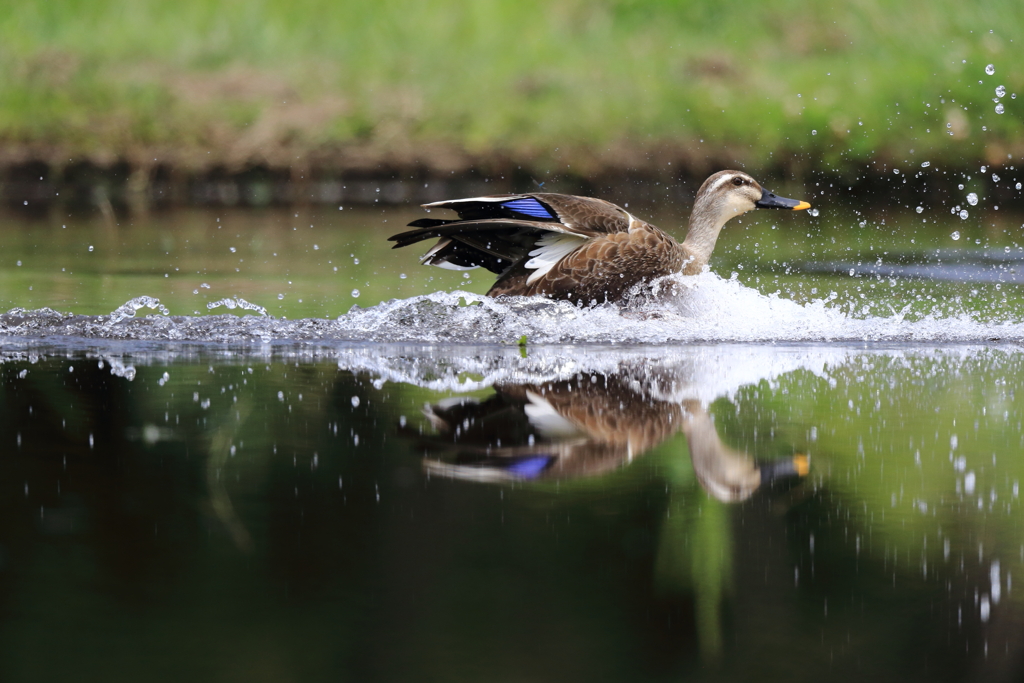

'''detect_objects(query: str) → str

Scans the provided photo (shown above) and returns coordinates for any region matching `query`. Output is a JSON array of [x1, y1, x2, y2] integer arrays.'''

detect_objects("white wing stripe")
[[524, 233, 587, 284], [423, 195, 526, 207]]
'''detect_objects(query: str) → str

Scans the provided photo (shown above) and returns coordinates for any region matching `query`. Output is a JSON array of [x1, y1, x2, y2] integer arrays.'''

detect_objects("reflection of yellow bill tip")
[[793, 201, 812, 211], [793, 454, 810, 476]]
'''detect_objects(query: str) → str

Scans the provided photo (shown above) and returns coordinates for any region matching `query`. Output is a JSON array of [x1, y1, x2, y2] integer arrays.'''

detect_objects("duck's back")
[[389, 192, 686, 303]]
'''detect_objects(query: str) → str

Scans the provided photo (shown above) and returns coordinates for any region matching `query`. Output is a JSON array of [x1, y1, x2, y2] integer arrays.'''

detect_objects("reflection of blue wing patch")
[[502, 198, 555, 219], [505, 455, 554, 478]]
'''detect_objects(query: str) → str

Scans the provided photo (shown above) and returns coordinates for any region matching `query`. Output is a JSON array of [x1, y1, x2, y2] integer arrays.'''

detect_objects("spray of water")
[[1, 270, 1023, 343]]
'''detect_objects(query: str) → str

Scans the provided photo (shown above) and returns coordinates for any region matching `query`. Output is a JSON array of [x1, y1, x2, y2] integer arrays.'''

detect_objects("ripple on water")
[[1, 272, 1024, 343]]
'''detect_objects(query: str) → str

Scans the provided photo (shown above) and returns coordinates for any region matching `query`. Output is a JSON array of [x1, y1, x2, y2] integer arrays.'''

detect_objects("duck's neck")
[[680, 200, 729, 275]]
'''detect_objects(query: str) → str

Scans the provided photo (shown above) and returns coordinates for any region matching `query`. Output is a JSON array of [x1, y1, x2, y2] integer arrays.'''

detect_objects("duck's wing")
[[421, 193, 634, 237], [388, 193, 637, 275]]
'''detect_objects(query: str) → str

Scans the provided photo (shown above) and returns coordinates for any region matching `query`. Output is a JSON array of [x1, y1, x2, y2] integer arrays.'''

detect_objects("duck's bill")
[[759, 453, 811, 485], [756, 188, 811, 210]]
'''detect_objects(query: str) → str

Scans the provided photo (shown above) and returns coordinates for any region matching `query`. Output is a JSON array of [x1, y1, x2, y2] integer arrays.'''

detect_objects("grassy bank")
[[1, 0, 1023, 180]]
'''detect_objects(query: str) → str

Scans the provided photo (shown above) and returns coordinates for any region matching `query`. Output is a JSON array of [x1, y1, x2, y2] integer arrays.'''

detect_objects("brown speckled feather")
[[489, 223, 688, 302]]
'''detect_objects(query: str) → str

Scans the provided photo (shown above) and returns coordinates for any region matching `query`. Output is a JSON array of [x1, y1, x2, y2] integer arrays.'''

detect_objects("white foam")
[[336, 272, 1024, 344], [1, 271, 1023, 344]]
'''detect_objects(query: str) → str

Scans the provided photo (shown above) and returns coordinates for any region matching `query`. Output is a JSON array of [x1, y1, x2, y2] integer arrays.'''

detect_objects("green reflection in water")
[[0, 344, 1021, 681]]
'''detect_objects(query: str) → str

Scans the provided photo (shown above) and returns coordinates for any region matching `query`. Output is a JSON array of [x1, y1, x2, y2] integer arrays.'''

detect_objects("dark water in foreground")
[[4, 198, 1024, 681], [2, 341, 1024, 682]]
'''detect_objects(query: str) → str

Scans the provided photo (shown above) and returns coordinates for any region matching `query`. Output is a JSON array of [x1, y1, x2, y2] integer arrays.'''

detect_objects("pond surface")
[[2, 342, 1024, 682], [2, 198, 1024, 681]]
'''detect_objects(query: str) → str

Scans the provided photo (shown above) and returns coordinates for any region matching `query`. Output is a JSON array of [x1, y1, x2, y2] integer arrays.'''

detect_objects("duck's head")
[[682, 170, 810, 266], [693, 170, 811, 230]]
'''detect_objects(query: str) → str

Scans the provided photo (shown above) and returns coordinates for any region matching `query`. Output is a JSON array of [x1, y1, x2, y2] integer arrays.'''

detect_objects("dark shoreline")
[[0, 151, 1019, 210]]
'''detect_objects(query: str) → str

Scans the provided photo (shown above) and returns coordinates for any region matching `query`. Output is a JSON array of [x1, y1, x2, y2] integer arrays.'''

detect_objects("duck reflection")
[[414, 373, 808, 502]]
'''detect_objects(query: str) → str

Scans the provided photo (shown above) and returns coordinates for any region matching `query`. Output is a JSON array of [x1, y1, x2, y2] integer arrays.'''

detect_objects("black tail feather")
[[390, 215, 566, 275], [388, 218, 555, 250], [424, 240, 513, 274], [406, 218, 456, 229]]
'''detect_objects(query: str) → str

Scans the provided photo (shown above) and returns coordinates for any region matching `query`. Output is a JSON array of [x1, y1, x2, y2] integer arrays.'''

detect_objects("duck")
[[389, 170, 811, 303], [409, 378, 809, 502]]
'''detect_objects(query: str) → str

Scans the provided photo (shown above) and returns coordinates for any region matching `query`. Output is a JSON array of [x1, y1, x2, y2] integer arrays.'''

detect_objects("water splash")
[[2, 271, 1024, 344], [206, 297, 269, 317], [108, 296, 170, 324]]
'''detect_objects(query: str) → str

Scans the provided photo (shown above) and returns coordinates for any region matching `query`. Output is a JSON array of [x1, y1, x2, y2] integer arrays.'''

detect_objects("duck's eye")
[[732, 177, 745, 186]]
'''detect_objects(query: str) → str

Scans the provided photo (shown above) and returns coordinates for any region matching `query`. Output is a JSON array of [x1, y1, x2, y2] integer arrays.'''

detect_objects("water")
[[5, 203, 1024, 343], [2, 341, 1024, 681], [4, 202, 1024, 680]]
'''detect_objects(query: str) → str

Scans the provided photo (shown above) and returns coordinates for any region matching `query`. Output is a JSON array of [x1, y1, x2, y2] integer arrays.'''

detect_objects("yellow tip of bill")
[[793, 454, 810, 476], [793, 201, 812, 211]]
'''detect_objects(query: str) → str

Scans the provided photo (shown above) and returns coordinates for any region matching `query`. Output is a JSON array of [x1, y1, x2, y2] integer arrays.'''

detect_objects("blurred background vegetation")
[[1, 0, 1022, 185]]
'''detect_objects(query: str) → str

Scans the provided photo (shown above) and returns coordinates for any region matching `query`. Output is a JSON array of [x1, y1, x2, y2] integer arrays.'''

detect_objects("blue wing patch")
[[502, 197, 555, 219], [504, 455, 554, 479]]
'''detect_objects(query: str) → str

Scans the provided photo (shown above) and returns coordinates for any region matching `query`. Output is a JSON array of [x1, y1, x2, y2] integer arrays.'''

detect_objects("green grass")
[[0, 0, 1022, 175]]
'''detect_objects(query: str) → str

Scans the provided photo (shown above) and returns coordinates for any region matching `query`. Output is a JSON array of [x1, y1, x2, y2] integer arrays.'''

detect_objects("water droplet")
[[313, 244, 319, 250], [959, 210, 969, 220], [921, 161, 931, 168], [88, 245, 94, 252], [277, 293, 285, 300], [811, 129, 817, 135], [808, 208, 819, 217], [995, 103, 1005, 114], [992, 174, 1000, 183], [351, 289, 360, 298], [996, 85, 1007, 97], [967, 193, 979, 206], [351, 396, 360, 408], [893, 169, 900, 175], [353, 257, 360, 265], [229, 247, 236, 253], [1017, 182, 1023, 190], [399, 273, 408, 279], [986, 64, 996, 75], [958, 184, 965, 190], [951, 230, 961, 240], [916, 206, 924, 214]]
